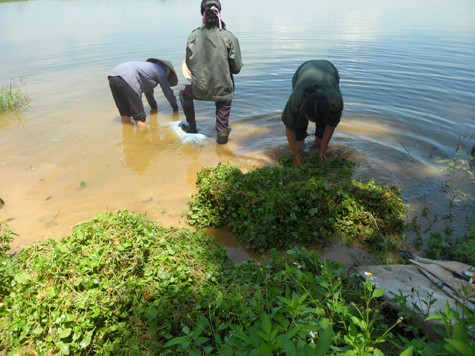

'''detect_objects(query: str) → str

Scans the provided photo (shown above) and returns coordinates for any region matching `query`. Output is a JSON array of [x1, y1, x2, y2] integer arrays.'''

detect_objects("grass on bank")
[[0, 79, 29, 112], [1, 211, 474, 355]]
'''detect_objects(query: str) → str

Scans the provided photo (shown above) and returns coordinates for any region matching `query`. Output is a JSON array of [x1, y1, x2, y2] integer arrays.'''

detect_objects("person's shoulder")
[[190, 26, 203, 34], [221, 28, 238, 37], [187, 27, 202, 43], [221, 29, 240, 43]]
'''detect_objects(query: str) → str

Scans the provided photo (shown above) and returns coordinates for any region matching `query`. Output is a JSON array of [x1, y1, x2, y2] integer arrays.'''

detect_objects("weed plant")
[[187, 155, 407, 256], [421, 221, 475, 266], [0, 80, 29, 112], [408, 139, 475, 266]]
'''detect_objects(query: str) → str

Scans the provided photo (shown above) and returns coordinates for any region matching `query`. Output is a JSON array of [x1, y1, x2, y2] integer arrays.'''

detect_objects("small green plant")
[[0, 224, 18, 297], [422, 221, 475, 266], [0, 224, 16, 257], [0, 79, 29, 112], [425, 297, 475, 356], [342, 274, 405, 354]]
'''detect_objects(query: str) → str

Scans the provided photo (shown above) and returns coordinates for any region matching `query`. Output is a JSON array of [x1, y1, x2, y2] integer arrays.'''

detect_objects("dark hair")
[[201, 0, 221, 14], [301, 89, 331, 122], [200, 0, 226, 29]]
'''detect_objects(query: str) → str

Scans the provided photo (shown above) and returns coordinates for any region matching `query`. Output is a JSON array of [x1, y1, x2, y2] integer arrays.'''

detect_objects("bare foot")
[[121, 116, 133, 125], [136, 120, 147, 130]]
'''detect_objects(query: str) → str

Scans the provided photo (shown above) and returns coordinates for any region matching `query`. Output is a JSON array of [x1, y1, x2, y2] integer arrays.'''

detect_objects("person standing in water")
[[179, 0, 243, 144], [282, 60, 344, 165], [108, 58, 179, 129]]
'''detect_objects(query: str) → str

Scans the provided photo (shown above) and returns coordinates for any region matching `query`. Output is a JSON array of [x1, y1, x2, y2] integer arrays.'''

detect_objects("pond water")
[[1, 0, 474, 264]]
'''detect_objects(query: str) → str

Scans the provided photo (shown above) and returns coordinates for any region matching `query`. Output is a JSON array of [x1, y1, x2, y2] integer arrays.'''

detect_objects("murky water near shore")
[[1, 0, 474, 265]]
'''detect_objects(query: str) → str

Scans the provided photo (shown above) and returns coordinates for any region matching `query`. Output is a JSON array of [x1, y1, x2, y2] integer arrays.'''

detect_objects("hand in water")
[[319, 150, 327, 161], [292, 154, 303, 166]]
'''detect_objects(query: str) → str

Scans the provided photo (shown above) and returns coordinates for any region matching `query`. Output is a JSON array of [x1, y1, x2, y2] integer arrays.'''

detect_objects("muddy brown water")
[[1, 0, 474, 266]]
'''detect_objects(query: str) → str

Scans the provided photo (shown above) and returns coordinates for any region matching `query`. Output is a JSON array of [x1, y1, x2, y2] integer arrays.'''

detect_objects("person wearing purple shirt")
[[108, 58, 178, 128]]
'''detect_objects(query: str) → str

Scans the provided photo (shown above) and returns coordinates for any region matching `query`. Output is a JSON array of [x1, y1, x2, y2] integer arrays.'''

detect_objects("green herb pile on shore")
[[187, 156, 407, 256]]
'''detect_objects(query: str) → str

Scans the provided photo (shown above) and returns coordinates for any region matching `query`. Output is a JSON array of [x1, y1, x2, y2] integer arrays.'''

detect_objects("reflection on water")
[[1, 0, 474, 264]]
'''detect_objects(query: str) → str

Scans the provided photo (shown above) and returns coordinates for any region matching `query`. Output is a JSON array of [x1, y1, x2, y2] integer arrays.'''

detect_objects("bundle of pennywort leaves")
[[187, 156, 408, 253], [1, 212, 473, 355]]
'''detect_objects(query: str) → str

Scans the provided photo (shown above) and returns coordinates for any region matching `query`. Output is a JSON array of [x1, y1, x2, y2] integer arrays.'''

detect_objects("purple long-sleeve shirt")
[[109, 61, 177, 109]]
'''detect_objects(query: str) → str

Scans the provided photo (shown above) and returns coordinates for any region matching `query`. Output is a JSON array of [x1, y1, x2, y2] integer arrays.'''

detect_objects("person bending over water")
[[179, 0, 243, 144], [282, 60, 344, 165], [108, 58, 179, 129]]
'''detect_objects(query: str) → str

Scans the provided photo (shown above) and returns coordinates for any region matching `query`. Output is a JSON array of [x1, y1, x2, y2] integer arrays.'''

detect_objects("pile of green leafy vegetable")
[[187, 156, 407, 254]]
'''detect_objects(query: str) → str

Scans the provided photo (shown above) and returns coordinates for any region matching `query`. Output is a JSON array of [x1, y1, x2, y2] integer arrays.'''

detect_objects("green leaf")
[[32, 326, 44, 336], [372, 288, 385, 299], [309, 208, 319, 215], [14, 272, 31, 285], [58, 327, 72, 339], [280, 335, 297, 356], [426, 314, 445, 322], [315, 326, 333, 356], [350, 316, 367, 331], [56, 341, 70, 355], [452, 323, 467, 342], [261, 313, 272, 335], [400, 345, 413, 356], [80, 181, 87, 188], [80, 330, 93, 349], [164, 336, 190, 347], [445, 339, 475, 356]]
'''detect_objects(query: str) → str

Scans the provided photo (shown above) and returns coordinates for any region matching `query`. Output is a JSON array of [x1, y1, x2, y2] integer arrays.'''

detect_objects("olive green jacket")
[[186, 26, 242, 101]]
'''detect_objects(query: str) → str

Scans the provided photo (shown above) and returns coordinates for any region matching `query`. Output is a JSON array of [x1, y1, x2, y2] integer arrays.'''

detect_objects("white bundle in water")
[[169, 121, 208, 144]]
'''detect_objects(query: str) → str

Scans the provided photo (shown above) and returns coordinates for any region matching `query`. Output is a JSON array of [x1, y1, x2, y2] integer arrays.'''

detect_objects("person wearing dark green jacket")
[[179, 0, 243, 144], [282, 60, 344, 165]]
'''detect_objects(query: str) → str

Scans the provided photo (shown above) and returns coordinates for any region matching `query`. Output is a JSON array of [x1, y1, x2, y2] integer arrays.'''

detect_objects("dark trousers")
[[108, 76, 146, 122], [179, 85, 232, 133]]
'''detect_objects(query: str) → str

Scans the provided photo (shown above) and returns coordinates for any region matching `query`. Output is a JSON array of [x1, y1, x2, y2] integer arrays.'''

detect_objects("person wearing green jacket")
[[179, 0, 243, 144], [282, 60, 344, 165]]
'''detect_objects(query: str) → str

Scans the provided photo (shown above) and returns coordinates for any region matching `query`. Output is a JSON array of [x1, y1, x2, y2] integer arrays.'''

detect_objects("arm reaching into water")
[[318, 124, 335, 160], [286, 126, 304, 166]]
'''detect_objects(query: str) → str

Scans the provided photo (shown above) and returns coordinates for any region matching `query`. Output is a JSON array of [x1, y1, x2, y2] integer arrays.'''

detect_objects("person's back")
[[282, 60, 344, 164], [108, 59, 178, 128], [287, 60, 343, 123], [110, 61, 165, 96], [179, 0, 243, 144], [187, 26, 241, 101]]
